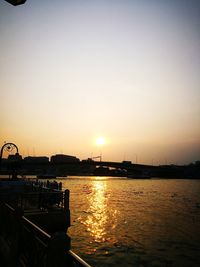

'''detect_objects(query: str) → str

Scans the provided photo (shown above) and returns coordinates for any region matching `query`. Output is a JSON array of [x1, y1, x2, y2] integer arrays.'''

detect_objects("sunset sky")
[[1, 0, 200, 165]]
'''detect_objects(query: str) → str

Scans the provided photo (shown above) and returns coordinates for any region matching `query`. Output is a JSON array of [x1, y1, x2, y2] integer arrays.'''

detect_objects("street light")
[[5, 0, 26, 6]]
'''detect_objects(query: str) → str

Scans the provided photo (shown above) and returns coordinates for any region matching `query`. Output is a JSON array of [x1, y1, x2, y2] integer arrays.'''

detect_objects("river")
[[59, 177, 200, 267]]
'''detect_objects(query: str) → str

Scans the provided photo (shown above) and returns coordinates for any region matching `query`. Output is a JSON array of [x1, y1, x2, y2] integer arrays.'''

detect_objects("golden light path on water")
[[85, 181, 107, 242], [82, 178, 118, 243]]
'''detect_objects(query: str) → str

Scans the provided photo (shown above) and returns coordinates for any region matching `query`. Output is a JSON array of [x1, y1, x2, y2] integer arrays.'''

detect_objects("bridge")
[[1, 157, 196, 178]]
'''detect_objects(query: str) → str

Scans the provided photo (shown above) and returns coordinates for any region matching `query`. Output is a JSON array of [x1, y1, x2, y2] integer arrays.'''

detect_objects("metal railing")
[[0, 202, 92, 267], [68, 250, 93, 267]]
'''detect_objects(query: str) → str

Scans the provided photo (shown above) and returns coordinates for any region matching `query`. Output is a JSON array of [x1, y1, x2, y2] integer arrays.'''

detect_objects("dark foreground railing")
[[0, 203, 92, 267]]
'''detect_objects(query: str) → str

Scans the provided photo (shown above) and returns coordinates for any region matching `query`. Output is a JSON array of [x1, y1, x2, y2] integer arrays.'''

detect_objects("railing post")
[[64, 189, 70, 211], [47, 232, 71, 267]]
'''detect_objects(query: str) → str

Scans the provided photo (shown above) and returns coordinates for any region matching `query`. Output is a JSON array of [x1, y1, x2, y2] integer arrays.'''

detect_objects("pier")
[[0, 143, 92, 267]]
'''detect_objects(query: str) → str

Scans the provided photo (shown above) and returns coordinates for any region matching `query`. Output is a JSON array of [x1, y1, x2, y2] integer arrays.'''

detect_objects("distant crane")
[[87, 155, 102, 162]]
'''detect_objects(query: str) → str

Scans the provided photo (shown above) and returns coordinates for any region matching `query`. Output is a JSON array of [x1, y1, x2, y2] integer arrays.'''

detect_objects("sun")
[[96, 137, 105, 146]]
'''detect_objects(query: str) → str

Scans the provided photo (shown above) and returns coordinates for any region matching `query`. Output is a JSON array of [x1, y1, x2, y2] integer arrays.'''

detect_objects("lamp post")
[[0, 142, 19, 177], [0, 142, 19, 163], [5, 0, 26, 5]]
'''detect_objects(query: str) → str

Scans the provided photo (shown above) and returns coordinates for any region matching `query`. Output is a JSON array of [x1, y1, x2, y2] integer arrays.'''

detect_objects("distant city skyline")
[[1, 142, 199, 166], [1, 0, 200, 165]]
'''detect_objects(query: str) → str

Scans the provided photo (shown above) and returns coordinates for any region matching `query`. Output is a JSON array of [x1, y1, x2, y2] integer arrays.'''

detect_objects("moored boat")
[[37, 174, 57, 179], [127, 170, 151, 179]]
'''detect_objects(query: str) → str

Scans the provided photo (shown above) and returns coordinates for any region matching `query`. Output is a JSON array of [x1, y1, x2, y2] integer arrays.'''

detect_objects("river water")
[[60, 177, 200, 267]]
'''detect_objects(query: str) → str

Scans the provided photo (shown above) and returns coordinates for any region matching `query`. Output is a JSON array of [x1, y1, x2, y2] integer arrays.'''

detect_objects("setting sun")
[[96, 137, 105, 146]]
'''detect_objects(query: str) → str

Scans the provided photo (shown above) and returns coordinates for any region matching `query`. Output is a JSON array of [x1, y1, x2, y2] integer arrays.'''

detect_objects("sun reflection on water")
[[84, 180, 108, 242]]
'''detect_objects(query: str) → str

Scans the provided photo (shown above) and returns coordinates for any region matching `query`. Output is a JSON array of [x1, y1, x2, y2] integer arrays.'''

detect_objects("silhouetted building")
[[122, 160, 132, 165], [8, 153, 22, 162], [24, 156, 49, 163], [50, 154, 80, 163]]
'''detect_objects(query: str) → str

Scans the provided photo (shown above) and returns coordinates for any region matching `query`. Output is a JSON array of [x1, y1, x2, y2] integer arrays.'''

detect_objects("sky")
[[0, 0, 200, 165]]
